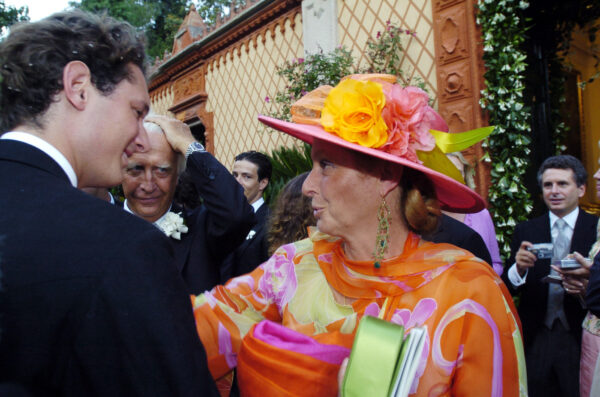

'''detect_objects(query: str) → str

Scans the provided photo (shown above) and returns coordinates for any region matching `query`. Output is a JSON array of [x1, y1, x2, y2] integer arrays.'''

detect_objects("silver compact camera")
[[526, 243, 553, 259], [558, 258, 584, 269]]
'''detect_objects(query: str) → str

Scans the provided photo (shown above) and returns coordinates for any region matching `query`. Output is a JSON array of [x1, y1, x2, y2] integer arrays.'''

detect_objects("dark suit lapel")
[[254, 204, 269, 224], [532, 214, 553, 276], [165, 202, 194, 273], [237, 204, 268, 255], [542, 214, 552, 243], [0, 139, 71, 184], [571, 209, 597, 253]]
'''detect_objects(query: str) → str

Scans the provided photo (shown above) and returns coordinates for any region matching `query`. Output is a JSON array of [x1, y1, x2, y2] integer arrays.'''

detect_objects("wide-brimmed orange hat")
[[258, 74, 491, 213]]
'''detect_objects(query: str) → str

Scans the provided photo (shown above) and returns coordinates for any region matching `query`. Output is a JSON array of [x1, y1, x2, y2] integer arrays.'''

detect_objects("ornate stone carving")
[[441, 18, 459, 54], [433, 0, 489, 199], [435, 7, 469, 65], [439, 59, 472, 102], [434, 0, 463, 11], [172, 67, 205, 107], [172, 5, 207, 57], [440, 98, 472, 133]]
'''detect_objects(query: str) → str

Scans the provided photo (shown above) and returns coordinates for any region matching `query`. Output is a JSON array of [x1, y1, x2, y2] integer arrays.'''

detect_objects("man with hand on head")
[[122, 115, 255, 293], [502, 154, 598, 397], [0, 11, 218, 395]]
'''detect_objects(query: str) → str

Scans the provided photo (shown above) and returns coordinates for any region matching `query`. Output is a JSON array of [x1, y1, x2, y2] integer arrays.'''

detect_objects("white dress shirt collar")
[[123, 199, 171, 229], [1, 131, 78, 187], [251, 197, 265, 213]]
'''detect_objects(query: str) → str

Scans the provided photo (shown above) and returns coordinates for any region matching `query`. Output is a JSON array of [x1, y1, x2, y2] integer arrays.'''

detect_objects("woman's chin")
[[316, 220, 336, 237]]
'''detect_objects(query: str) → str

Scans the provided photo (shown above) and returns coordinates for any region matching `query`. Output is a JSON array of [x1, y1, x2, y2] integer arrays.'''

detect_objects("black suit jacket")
[[220, 203, 270, 281], [0, 140, 218, 396], [167, 151, 255, 294], [587, 253, 600, 318], [502, 209, 598, 348], [425, 214, 493, 266]]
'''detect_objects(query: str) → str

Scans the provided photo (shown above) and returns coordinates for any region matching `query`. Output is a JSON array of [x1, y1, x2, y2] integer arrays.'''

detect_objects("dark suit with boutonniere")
[[0, 140, 219, 396], [220, 202, 270, 282], [160, 151, 255, 294]]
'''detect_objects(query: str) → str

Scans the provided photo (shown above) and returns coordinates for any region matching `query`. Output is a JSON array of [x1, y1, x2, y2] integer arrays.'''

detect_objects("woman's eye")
[[320, 160, 333, 169]]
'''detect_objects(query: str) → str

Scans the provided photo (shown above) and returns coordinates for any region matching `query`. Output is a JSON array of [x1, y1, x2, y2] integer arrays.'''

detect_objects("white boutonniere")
[[246, 230, 256, 240], [156, 212, 188, 240]]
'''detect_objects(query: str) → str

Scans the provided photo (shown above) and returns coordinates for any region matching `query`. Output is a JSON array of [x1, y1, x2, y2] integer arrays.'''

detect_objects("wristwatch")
[[185, 141, 205, 160]]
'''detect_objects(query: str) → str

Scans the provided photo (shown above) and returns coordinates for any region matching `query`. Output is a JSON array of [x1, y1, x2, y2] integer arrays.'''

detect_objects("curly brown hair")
[[400, 167, 441, 235], [266, 172, 316, 255], [0, 9, 146, 132]]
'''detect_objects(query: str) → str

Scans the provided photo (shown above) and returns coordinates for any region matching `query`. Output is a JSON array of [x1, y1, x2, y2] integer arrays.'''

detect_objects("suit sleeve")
[[462, 229, 493, 266], [427, 215, 492, 266], [186, 152, 255, 263], [66, 228, 219, 396], [587, 254, 600, 318], [501, 223, 524, 294]]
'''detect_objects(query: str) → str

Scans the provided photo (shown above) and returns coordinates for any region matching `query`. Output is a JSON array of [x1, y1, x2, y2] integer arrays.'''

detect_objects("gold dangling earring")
[[373, 196, 391, 269]]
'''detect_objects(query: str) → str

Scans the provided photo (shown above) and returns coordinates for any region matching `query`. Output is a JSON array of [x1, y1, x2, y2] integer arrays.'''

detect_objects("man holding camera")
[[502, 155, 598, 397]]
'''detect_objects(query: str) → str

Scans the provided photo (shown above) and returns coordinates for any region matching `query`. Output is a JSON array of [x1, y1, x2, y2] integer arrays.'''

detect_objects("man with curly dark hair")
[[0, 10, 218, 395]]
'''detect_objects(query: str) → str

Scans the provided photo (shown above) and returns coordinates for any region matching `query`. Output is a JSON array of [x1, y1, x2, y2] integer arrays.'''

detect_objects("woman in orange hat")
[[192, 74, 526, 396]]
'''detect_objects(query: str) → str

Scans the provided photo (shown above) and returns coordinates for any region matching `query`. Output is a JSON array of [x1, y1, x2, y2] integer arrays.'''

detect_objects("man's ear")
[[259, 178, 269, 193], [62, 61, 92, 111], [578, 183, 586, 198]]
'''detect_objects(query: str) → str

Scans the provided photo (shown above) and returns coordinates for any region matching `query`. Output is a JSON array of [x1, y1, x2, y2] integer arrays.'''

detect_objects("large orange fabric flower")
[[320, 79, 388, 148]]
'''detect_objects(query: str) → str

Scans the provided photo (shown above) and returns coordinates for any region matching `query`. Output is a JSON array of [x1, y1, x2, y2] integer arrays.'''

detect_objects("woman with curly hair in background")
[[266, 172, 316, 256]]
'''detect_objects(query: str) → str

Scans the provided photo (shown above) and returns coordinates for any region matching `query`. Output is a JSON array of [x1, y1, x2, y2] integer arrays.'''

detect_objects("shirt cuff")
[[508, 263, 527, 286]]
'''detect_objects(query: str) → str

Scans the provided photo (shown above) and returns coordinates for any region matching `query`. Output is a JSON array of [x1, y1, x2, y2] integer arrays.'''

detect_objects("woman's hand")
[[552, 251, 592, 295]]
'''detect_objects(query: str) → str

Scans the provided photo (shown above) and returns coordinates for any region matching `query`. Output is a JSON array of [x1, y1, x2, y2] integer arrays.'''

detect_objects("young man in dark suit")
[[0, 11, 218, 395], [502, 155, 598, 397], [221, 151, 272, 281], [121, 118, 254, 294]]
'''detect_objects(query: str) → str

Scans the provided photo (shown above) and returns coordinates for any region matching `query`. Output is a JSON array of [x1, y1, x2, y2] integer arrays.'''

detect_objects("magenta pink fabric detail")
[[252, 320, 350, 365]]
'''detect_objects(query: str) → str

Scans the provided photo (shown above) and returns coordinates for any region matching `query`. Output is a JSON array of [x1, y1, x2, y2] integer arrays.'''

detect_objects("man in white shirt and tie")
[[502, 155, 598, 397], [220, 151, 272, 281]]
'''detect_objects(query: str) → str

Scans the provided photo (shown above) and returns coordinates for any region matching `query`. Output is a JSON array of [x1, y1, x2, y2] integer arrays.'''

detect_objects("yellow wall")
[[151, 0, 439, 167], [204, 12, 304, 168], [569, 27, 600, 207]]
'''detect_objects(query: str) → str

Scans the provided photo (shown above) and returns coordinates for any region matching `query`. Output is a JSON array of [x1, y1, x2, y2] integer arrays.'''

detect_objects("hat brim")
[[258, 115, 485, 213]]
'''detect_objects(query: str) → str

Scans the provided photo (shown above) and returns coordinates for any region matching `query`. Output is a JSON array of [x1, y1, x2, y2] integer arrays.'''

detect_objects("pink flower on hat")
[[381, 85, 438, 163]]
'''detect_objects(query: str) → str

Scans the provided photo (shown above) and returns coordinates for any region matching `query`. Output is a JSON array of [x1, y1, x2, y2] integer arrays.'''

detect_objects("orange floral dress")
[[192, 229, 527, 396]]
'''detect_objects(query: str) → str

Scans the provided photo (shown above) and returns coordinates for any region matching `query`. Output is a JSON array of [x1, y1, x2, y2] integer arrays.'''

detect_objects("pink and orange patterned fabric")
[[192, 229, 527, 396]]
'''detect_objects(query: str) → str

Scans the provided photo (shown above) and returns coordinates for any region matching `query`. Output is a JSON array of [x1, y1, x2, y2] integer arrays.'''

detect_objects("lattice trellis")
[[205, 12, 305, 168], [150, 0, 439, 167], [150, 85, 174, 116], [337, 0, 438, 106]]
